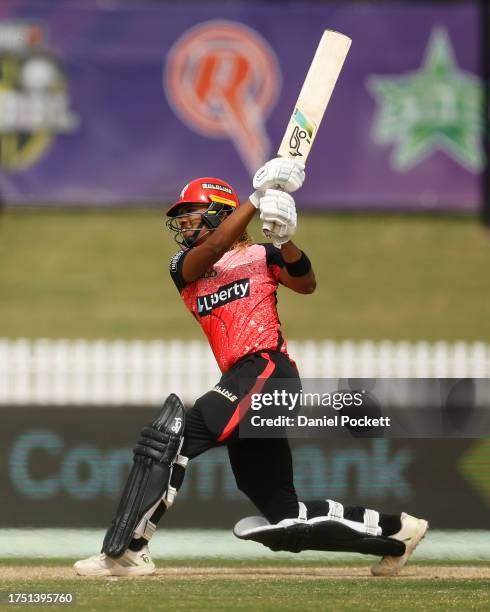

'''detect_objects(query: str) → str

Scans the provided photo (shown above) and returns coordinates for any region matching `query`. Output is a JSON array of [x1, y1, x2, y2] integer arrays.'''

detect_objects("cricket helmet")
[[166, 177, 240, 247], [166, 177, 240, 217]]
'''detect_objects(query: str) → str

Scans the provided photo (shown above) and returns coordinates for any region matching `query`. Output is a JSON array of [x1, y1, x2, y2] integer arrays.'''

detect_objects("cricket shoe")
[[74, 545, 155, 577], [371, 513, 428, 577]]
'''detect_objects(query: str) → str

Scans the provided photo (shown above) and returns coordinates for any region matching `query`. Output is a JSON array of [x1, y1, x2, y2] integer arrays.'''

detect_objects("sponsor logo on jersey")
[[170, 250, 185, 273], [201, 182, 233, 194], [213, 385, 238, 402], [164, 20, 281, 174], [197, 278, 250, 315]]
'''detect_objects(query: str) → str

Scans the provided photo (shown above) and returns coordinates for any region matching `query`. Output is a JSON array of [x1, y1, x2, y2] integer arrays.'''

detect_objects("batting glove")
[[259, 189, 297, 226], [259, 189, 297, 248], [266, 220, 297, 248], [253, 158, 305, 193], [248, 190, 261, 208]]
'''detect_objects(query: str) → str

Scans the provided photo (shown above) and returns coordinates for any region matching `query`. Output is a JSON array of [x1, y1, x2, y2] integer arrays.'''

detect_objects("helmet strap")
[[183, 226, 205, 248], [202, 202, 227, 229]]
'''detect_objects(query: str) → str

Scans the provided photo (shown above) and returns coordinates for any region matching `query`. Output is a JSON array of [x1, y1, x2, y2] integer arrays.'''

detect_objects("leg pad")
[[102, 394, 185, 558], [234, 516, 405, 557]]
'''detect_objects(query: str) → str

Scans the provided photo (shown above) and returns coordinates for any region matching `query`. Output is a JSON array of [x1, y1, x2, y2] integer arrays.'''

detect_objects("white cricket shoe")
[[74, 545, 155, 577], [371, 512, 428, 577]]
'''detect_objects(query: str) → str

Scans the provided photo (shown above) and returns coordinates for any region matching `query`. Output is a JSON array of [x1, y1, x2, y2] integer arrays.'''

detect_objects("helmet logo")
[[165, 20, 281, 174], [201, 182, 232, 194]]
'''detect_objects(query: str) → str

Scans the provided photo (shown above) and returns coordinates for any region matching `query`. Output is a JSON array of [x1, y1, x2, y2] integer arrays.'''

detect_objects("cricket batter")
[[75, 158, 428, 577]]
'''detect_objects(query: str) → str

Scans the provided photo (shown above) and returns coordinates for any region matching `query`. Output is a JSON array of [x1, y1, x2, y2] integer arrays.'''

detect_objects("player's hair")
[[233, 231, 254, 251]]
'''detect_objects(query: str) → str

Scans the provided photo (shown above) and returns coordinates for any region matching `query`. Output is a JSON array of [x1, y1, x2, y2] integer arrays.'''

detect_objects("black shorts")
[[176, 351, 397, 529], [182, 350, 300, 456], [181, 350, 301, 523]]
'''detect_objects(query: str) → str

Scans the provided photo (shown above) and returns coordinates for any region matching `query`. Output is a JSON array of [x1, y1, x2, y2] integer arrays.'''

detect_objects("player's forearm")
[[281, 241, 316, 294], [180, 200, 257, 284], [199, 200, 257, 257], [281, 241, 304, 263]]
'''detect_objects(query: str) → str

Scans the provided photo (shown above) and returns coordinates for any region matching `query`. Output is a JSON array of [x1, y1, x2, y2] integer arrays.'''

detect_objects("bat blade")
[[277, 30, 351, 161]]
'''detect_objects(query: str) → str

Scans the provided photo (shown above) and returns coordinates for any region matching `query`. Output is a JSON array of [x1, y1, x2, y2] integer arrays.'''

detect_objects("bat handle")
[[262, 220, 273, 238], [262, 181, 285, 237]]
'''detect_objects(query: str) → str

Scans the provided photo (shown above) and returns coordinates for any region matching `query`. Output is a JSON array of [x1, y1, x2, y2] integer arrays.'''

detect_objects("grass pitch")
[[1, 210, 489, 341], [1, 559, 489, 611]]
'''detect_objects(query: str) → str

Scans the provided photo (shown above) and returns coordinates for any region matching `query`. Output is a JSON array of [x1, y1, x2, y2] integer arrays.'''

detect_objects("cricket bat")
[[263, 30, 351, 234]]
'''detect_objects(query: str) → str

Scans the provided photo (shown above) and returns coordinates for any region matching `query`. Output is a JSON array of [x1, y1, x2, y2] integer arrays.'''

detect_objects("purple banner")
[[0, 1, 482, 211]]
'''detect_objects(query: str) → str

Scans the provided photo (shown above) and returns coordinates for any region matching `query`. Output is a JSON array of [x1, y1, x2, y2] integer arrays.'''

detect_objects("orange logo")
[[165, 20, 281, 174]]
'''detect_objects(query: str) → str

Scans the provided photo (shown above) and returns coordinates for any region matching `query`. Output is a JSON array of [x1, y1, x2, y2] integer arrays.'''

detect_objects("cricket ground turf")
[[1, 558, 489, 611]]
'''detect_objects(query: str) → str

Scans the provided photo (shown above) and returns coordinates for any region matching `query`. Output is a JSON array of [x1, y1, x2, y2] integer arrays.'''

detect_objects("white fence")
[[0, 338, 489, 405]]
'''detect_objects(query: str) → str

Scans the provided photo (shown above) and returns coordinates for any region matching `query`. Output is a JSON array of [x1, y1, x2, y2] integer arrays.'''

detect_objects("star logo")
[[367, 28, 483, 172]]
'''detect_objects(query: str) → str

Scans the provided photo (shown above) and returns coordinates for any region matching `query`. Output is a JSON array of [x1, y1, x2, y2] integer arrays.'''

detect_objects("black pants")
[[177, 351, 399, 532], [181, 350, 301, 523]]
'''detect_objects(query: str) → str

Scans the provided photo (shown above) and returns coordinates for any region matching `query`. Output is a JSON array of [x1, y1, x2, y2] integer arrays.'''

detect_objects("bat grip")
[[262, 182, 284, 238], [262, 220, 273, 238]]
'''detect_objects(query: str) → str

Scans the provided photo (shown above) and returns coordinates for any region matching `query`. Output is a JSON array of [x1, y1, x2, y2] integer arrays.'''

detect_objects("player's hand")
[[259, 189, 297, 248], [253, 158, 305, 193], [266, 220, 296, 248], [249, 158, 305, 207], [259, 189, 297, 225]]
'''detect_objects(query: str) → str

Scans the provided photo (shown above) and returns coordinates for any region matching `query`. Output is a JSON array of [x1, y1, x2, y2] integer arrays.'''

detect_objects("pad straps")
[[326, 499, 344, 521], [165, 452, 188, 507], [363, 509, 381, 536], [316, 500, 381, 537]]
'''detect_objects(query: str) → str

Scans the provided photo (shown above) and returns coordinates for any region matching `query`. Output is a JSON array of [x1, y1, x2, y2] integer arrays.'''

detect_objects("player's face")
[[177, 204, 209, 243], [178, 205, 206, 228]]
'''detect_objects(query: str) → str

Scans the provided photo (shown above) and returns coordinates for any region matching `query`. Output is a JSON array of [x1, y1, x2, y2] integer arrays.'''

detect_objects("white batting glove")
[[259, 189, 297, 248], [259, 189, 297, 226], [248, 190, 261, 208], [253, 158, 306, 193], [266, 220, 296, 248]]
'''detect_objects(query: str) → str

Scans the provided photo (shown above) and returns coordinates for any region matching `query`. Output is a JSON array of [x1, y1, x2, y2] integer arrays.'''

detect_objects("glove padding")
[[253, 158, 305, 193], [265, 220, 296, 248], [259, 189, 297, 248], [260, 189, 297, 225]]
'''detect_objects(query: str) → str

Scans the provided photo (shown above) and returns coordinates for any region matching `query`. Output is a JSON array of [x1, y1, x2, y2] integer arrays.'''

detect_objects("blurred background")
[[1, 0, 489, 559]]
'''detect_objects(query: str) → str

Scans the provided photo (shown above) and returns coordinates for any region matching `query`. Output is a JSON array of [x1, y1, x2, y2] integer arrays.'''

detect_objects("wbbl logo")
[[197, 278, 250, 316], [0, 22, 79, 170]]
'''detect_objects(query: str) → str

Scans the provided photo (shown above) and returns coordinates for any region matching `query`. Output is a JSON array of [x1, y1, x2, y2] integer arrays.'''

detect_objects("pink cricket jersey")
[[169, 243, 291, 373]]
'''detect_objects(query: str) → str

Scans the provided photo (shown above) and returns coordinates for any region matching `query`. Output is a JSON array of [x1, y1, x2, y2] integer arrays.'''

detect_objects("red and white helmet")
[[166, 177, 240, 247], [166, 177, 240, 217]]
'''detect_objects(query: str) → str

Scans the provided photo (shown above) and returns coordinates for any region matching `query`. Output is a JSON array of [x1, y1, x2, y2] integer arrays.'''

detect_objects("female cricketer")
[[75, 158, 427, 577]]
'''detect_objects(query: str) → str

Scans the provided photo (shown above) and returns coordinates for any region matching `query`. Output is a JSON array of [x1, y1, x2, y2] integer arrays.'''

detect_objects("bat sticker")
[[288, 109, 316, 157]]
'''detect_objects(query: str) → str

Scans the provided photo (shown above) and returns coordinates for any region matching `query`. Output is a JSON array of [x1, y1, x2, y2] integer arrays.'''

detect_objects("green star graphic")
[[367, 28, 484, 172]]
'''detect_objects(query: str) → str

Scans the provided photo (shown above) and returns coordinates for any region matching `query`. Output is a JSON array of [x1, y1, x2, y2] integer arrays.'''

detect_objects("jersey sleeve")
[[169, 249, 190, 292], [261, 242, 285, 281]]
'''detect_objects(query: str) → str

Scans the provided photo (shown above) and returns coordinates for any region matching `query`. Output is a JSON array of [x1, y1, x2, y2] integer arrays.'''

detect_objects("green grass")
[[1, 579, 488, 611], [1, 210, 489, 340], [1, 559, 489, 611], [1, 559, 489, 612]]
